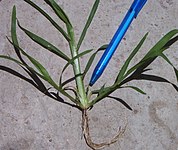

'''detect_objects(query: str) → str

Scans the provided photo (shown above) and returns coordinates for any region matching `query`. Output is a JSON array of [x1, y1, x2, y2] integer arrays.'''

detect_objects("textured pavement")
[[0, 0, 178, 150]]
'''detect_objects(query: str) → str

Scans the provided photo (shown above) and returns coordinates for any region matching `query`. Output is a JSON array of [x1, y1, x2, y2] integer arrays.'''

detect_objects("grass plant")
[[1, 0, 178, 149]]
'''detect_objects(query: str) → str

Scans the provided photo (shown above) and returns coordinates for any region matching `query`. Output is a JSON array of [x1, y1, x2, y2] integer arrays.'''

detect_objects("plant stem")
[[67, 25, 89, 109]]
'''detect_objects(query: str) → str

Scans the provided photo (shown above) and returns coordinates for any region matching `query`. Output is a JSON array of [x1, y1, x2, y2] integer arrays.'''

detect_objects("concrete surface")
[[0, 0, 178, 150]]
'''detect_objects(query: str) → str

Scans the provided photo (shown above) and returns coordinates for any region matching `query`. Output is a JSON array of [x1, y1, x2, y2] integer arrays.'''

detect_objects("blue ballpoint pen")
[[89, 0, 147, 86]]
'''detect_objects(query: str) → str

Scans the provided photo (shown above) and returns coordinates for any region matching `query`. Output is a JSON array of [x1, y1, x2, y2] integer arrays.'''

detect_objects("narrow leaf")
[[83, 50, 98, 77], [0, 56, 50, 93], [11, 6, 18, 46], [90, 85, 116, 105], [92, 84, 106, 95], [0, 65, 75, 106], [142, 29, 178, 61], [0, 55, 25, 66], [23, 67, 49, 92], [17, 20, 70, 61], [125, 29, 178, 78], [89, 84, 132, 109], [98, 44, 108, 50], [44, 0, 72, 26], [159, 53, 178, 83], [23, 0, 70, 41], [121, 86, 146, 95], [63, 49, 93, 74], [10, 9, 50, 93], [7, 39, 52, 82], [83, 44, 107, 78], [77, 0, 100, 51], [0, 54, 45, 81], [115, 32, 148, 83], [11, 6, 26, 63], [162, 35, 178, 49], [8, 35, 75, 102], [26, 55, 50, 79], [9, 7, 76, 103]]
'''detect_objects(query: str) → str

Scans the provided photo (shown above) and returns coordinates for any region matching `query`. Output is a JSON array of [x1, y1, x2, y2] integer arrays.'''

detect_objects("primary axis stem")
[[67, 25, 89, 109]]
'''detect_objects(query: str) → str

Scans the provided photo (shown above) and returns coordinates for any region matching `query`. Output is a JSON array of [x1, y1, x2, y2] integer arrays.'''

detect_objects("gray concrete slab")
[[0, 0, 178, 150]]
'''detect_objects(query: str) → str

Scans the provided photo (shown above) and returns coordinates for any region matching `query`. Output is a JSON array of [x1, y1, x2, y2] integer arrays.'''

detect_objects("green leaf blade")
[[23, 0, 70, 41], [125, 29, 178, 78], [63, 49, 93, 74], [11, 6, 18, 46], [0, 55, 24, 66], [17, 21, 70, 61], [11, 5, 25, 63], [143, 29, 178, 61], [7, 39, 52, 82], [83, 45, 107, 78], [77, 0, 100, 51], [115, 32, 148, 84], [44, 0, 72, 26], [160, 53, 178, 83], [121, 86, 146, 95], [0, 54, 44, 81], [26, 55, 50, 79]]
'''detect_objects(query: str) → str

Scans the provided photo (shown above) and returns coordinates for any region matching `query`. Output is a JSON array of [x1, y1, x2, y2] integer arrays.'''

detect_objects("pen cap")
[[131, 0, 147, 18]]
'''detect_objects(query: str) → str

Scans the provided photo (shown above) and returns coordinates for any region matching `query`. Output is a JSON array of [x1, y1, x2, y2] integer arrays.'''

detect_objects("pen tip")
[[89, 82, 93, 87]]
